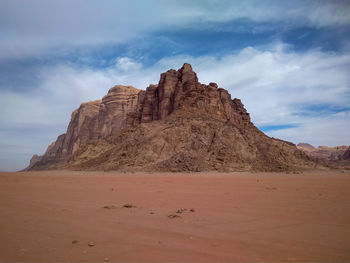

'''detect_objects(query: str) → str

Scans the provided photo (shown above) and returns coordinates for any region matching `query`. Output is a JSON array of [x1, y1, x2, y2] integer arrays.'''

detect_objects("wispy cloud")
[[1, 0, 349, 60], [266, 111, 350, 147]]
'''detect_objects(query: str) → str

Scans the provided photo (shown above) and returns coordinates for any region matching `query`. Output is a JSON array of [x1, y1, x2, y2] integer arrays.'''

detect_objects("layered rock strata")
[[30, 86, 142, 169], [29, 64, 313, 172]]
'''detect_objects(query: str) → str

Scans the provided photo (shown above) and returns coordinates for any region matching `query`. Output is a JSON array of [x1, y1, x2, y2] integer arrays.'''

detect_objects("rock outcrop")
[[28, 63, 313, 172], [297, 143, 316, 152], [343, 147, 350, 160], [25, 154, 42, 170], [297, 143, 348, 162], [30, 86, 142, 169]]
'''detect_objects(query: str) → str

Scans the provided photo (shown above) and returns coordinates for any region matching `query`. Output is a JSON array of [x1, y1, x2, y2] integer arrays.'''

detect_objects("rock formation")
[[25, 154, 42, 170], [28, 63, 313, 172], [297, 143, 315, 152], [343, 146, 350, 160], [30, 86, 142, 169], [297, 143, 348, 162]]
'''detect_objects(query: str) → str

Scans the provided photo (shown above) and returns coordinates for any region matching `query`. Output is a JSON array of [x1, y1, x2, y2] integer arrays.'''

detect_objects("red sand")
[[1, 170, 350, 262]]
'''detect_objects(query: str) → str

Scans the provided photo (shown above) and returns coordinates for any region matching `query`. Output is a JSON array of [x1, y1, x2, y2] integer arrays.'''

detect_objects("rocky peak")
[[27, 63, 312, 172], [297, 143, 315, 148], [297, 143, 316, 152], [180, 62, 193, 72], [107, 85, 139, 93], [178, 62, 198, 84], [136, 63, 251, 126]]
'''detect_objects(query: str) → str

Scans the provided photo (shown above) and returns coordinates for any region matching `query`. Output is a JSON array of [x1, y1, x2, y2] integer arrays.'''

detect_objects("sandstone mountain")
[[29, 86, 142, 169], [297, 143, 348, 162], [296, 143, 315, 152], [28, 63, 313, 172]]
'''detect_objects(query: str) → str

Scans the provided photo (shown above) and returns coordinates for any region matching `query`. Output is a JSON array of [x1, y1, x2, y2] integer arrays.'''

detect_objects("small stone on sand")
[[103, 205, 116, 209], [168, 214, 181, 219]]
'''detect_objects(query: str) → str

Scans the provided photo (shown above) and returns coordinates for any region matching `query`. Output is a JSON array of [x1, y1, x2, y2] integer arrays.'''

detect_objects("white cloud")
[[266, 111, 350, 147], [3, 45, 350, 135], [307, 0, 350, 27], [115, 57, 142, 71], [0, 59, 161, 130], [175, 0, 350, 27], [1, 0, 349, 60]]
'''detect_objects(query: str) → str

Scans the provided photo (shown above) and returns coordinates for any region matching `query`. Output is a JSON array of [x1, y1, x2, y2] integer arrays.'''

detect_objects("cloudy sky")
[[1, 0, 350, 171]]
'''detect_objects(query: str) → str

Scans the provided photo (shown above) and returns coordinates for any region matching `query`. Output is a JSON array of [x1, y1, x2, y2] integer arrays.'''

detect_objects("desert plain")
[[1, 170, 350, 262]]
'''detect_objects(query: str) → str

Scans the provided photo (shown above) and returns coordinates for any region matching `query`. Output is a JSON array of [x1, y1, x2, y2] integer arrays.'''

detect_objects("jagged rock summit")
[[28, 63, 313, 172]]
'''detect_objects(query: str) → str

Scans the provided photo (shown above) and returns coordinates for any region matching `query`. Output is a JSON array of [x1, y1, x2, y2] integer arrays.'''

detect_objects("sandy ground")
[[0, 170, 350, 262]]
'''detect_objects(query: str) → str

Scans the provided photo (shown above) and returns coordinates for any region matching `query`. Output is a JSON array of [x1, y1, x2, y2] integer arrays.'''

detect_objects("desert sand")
[[1, 170, 350, 262]]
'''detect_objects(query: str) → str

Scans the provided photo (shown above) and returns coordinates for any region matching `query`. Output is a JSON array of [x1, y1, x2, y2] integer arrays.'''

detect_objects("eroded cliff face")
[[97, 86, 142, 137], [29, 63, 313, 171], [30, 86, 142, 169], [133, 64, 251, 126]]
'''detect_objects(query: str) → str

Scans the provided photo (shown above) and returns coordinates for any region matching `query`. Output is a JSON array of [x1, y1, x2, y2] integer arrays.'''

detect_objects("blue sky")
[[0, 0, 350, 171]]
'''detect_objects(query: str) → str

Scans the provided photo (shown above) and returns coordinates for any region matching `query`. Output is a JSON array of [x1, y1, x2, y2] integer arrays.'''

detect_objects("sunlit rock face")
[[28, 63, 313, 172]]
